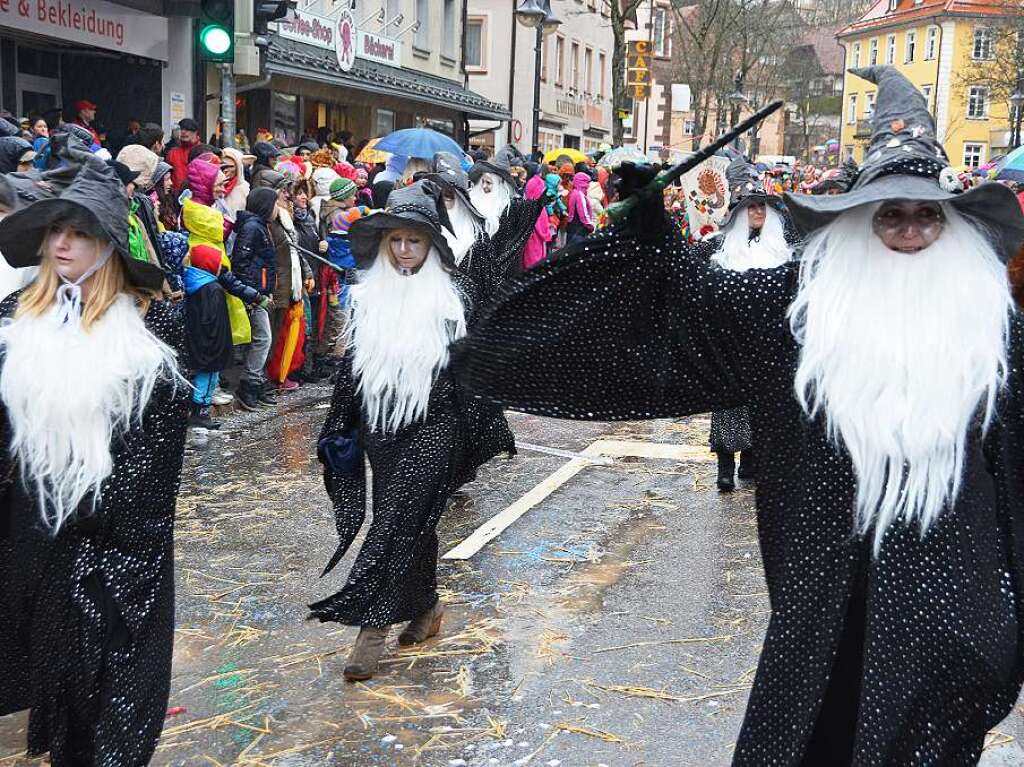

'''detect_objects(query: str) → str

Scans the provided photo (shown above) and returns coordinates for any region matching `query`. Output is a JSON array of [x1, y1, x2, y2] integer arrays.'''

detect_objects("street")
[[2, 385, 1023, 766]]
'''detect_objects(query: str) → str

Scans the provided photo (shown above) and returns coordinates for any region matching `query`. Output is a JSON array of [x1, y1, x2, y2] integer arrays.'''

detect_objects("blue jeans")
[[192, 370, 220, 406]]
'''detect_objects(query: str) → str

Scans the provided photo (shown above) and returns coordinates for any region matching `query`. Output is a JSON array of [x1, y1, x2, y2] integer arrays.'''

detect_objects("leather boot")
[[737, 449, 756, 481], [398, 602, 445, 647], [716, 451, 736, 492], [343, 625, 389, 682]]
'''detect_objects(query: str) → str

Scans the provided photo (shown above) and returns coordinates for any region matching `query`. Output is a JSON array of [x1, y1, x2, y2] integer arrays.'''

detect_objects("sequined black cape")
[[455, 226, 1024, 765], [494, 197, 547, 279], [0, 295, 190, 767], [309, 269, 515, 628]]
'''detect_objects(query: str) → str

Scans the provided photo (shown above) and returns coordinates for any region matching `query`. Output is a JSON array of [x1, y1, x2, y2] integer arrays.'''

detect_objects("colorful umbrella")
[[356, 137, 391, 164], [597, 146, 650, 169], [374, 128, 464, 160], [995, 145, 1024, 182], [543, 147, 589, 165]]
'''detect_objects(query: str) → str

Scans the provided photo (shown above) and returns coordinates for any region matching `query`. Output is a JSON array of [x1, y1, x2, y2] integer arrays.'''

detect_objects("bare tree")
[[956, 0, 1024, 141]]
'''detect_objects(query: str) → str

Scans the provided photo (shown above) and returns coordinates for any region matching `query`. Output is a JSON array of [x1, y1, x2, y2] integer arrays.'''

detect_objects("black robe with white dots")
[[454, 225, 1024, 765], [310, 270, 515, 628], [0, 295, 190, 767]]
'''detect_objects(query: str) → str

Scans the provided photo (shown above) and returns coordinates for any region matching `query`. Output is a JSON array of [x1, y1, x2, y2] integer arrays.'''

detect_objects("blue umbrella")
[[374, 128, 465, 161], [995, 145, 1024, 181]]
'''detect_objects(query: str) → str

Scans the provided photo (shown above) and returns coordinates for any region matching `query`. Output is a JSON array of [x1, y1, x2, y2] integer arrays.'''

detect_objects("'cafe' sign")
[[276, 9, 401, 68]]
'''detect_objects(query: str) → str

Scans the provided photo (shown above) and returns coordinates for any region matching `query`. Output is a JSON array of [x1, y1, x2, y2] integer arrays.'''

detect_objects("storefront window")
[[376, 108, 395, 137], [539, 129, 562, 154], [271, 92, 299, 145]]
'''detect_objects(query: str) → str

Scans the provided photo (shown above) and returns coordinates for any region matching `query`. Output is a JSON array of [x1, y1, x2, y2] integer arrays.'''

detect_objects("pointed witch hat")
[[785, 66, 1024, 259], [422, 151, 486, 227], [719, 156, 786, 228], [349, 179, 456, 269]]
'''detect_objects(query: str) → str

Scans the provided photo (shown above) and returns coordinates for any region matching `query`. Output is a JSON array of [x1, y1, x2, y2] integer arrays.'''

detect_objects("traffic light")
[[196, 0, 234, 62], [254, 0, 295, 37]]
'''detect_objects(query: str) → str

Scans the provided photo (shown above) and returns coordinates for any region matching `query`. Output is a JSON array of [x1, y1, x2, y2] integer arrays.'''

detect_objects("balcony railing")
[[854, 119, 873, 139]]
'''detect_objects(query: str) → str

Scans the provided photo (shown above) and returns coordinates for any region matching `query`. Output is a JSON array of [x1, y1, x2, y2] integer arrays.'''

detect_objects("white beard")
[[712, 207, 792, 271], [469, 173, 513, 238], [0, 294, 181, 533], [788, 204, 1013, 552], [443, 197, 484, 267], [348, 249, 467, 434]]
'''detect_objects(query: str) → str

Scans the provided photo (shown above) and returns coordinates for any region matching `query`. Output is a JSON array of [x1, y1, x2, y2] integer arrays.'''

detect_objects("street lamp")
[[727, 72, 746, 151], [1010, 90, 1024, 149], [516, 0, 561, 158]]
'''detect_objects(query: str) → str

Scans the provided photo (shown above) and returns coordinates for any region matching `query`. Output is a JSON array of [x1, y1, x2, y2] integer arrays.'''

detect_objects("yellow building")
[[838, 0, 1012, 170]]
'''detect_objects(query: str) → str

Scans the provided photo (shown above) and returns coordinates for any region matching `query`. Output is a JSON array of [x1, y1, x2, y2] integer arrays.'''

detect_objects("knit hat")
[[312, 167, 341, 198], [116, 144, 159, 191], [785, 65, 1024, 259], [334, 161, 357, 181], [469, 150, 515, 185], [329, 177, 357, 201]]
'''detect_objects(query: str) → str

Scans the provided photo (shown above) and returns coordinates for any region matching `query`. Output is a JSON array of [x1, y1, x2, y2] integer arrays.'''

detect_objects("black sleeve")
[[454, 226, 797, 421], [217, 270, 261, 304]]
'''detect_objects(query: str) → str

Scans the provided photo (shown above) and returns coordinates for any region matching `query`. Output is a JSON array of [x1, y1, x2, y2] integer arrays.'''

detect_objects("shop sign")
[[627, 40, 651, 100], [0, 0, 168, 60], [556, 99, 584, 119], [358, 30, 400, 66], [277, 8, 335, 50], [335, 8, 356, 71]]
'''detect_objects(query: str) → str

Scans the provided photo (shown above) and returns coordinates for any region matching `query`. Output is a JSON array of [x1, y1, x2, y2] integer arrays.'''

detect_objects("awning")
[[266, 36, 511, 122]]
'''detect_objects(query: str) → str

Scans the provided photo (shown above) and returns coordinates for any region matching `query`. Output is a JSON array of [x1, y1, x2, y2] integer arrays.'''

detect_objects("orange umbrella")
[[356, 137, 391, 164]]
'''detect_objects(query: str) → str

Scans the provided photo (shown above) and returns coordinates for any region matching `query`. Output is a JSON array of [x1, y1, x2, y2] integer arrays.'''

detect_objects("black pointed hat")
[[422, 151, 486, 227], [468, 148, 515, 185], [720, 156, 785, 228], [0, 146, 166, 289], [349, 179, 456, 269], [785, 66, 1024, 259]]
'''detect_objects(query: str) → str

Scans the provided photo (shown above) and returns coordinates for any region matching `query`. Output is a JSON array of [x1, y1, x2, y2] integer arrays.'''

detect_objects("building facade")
[[204, 0, 507, 150], [838, 0, 1012, 169], [0, 0, 193, 148], [465, 0, 614, 156]]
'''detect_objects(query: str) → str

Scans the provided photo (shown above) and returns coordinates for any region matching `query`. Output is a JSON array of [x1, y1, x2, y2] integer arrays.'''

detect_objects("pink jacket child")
[[564, 171, 596, 246], [186, 156, 234, 240], [522, 175, 553, 271]]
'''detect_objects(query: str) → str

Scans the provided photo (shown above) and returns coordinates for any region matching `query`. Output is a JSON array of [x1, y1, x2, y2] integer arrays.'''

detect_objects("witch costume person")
[[309, 180, 515, 682], [469, 145, 547, 276], [703, 157, 796, 492], [0, 155, 189, 766], [455, 66, 1024, 766]]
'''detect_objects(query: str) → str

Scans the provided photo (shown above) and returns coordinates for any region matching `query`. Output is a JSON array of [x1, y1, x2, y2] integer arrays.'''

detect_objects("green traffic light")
[[200, 24, 232, 55]]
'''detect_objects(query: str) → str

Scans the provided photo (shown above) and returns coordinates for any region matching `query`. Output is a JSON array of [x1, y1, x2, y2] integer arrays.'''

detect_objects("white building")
[[466, 0, 614, 156]]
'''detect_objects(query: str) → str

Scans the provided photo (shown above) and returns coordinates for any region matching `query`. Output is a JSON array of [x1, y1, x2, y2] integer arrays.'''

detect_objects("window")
[[555, 35, 565, 86], [375, 108, 394, 137], [963, 142, 986, 168], [598, 51, 606, 99], [852, 41, 861, 67], [584, 47, 593, 96], [887, 0, 897, 10], [869, 38, 878, 65], [465, 17, 485, 71], [847, 94, 858, 124], [967, 85, 989, 118], [886, 34, 896, 64], [442, 0, 456, 58], [905, 30, 916, 62], [653, 7, 670, 57], [415, 0, 430, 49], [571, 41, 579, 92], [973, 26, 994, 60], [845, 145, 855, 162], [921, 84, 933, 110], [386, 0, 400, 24], [684, 119, 695, 136], [540, 35, 548, 81], [925, 26, 938, 59], [865, 92, 876, 119]]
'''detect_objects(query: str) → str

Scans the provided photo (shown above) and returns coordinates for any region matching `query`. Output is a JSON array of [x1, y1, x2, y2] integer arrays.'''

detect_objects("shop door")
[[16, 46, 61, 119]]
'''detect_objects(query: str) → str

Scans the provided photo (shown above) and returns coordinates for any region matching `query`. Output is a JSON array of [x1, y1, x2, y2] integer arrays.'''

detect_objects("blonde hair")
[[17, 236, 155, 330], [399, 158, 431, 186]]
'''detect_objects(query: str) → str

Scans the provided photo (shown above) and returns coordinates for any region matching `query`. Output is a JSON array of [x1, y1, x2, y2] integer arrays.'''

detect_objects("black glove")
[[612, 162, 671, 242]]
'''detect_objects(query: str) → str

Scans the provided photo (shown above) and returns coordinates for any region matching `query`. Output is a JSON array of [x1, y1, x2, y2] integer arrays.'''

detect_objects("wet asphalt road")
[[1, 383, 1023, 766]]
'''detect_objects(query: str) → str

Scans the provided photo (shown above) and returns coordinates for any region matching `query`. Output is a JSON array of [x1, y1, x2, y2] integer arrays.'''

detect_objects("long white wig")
[[0, 294, 181, 533], [348, 245, 467, 434], [444, 196, 485, 267], [788, 202, 1013, 552], [469, 172, 514, 238], [712, 206, 792, 271]]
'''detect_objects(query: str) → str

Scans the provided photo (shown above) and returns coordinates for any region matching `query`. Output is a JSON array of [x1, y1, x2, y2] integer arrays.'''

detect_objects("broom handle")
[[606, 100, 785, 226]]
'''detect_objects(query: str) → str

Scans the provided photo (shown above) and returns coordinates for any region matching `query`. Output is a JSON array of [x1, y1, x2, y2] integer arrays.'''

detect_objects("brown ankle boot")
[[398, 602, 444, 647], [343, 625, 389, 682]]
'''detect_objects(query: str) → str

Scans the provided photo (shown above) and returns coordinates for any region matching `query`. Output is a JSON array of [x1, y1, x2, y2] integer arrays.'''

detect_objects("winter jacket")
[[231, 210, 276, 297], [291, 206, 320, 256], [166, 139, 199, 192], [271, 214, 313, 307], [0, 137, 31, 174]]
